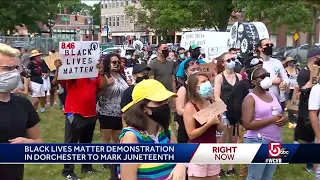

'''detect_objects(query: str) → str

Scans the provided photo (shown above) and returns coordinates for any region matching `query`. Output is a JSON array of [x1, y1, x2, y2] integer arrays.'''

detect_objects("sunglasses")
[[254, 73, 270, 80], [225, 58, 235, 63], [111, 61, 120, 65], [263, 43, 274, 47], [0, 65, 19, 71]]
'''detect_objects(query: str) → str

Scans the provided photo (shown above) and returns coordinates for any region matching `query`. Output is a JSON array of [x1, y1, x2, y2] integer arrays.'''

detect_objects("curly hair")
[[102, 53, 121, 77]]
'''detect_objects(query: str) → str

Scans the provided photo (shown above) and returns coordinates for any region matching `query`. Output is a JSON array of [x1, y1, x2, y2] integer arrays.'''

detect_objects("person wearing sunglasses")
[[257, 39, 289, 104], [214, 52, 242, 177], [242, 66, 288, 180], [0, 43, 42, 180]]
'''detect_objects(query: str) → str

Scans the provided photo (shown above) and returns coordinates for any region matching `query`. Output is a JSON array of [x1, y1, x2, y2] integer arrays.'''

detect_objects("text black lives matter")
[[63, 49, 95, 74]]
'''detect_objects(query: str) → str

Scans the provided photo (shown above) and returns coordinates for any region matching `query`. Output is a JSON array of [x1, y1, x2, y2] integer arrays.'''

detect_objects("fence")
[[0, 36, 61, 55]]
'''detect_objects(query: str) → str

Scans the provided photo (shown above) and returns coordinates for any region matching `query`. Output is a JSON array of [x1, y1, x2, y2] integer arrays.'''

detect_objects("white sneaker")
[[40, 108, 46, 113]]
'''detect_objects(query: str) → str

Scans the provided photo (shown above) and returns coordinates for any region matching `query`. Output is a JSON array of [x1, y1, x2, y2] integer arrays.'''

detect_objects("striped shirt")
[[117, 127, 175, 180]]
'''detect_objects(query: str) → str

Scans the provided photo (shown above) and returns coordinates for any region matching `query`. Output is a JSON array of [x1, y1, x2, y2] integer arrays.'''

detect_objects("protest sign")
[[58, 41, 100, 80], [193, 100, 227, 125], [198, 62, 216, 81], [287, 88, 300, 111], [310, 65, 320, 86], [43, 56, 56, 71], [43, 52, 60, 71]]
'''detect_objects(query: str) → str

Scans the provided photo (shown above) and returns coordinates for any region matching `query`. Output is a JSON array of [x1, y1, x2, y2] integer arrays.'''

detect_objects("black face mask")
[[147, 104, 171, 131], [263, 46, 273, 56], [316, 59, 320, 66], [191, 50, 201, 59], [162, 50, 169, 58], [135, 74, 149, 83]]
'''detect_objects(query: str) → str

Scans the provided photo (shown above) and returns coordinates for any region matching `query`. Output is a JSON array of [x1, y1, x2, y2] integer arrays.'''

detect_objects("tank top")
[[286, 69, 298, 90], [96, 75, 129, 117], [117, 127, 175, 180], [244, 92, 282, 142], [221, 73, 239, 103], [188, 100, 217, 143]]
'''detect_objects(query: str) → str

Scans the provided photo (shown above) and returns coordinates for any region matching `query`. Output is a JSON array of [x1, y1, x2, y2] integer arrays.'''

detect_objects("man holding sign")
[[53, 41, 108, 180]]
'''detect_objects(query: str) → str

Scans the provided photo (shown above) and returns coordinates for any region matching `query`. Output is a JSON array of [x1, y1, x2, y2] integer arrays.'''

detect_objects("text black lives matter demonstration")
[[58, 41, 100, 80]]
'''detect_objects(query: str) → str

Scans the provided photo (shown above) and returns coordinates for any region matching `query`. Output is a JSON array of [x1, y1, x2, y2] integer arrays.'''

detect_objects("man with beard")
[[257, 38, 289, 102]]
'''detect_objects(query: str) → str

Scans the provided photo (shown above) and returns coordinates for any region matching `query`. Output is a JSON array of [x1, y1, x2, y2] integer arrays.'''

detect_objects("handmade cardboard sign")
[[43, 56, 56, 71], [58, 41, 100, 80], [193, 100, 227, 125], [287, 88, 300, 111], [310, 65, 320, 87], [198, 62, 217, 81]]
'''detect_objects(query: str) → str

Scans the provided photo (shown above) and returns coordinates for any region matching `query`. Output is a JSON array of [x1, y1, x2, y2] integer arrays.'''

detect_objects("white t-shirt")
[[262, 57, 289, 100], [308, 83, 320, 122]]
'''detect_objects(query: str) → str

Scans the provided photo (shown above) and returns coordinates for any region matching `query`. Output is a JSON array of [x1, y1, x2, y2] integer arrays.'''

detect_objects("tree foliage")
[[90, 2, 101, 27], [124, 0, 234, 36], [234, 0, 313, 33]]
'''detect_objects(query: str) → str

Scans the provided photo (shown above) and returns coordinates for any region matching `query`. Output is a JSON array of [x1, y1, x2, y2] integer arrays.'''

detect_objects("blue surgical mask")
[[236, 52, 241, 57], [126, 55, 132, 59], [197, 81, 213, 98], [179, 54, 185, 60], [226, 61, 236, 69]]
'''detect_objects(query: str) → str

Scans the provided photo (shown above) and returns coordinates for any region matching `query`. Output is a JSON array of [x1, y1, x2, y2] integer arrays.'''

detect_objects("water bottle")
[[271, 106, 279, 116], [66, 113, 74, 124]]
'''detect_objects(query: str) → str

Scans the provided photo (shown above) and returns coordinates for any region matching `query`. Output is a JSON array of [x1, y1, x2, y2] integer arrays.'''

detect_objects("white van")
[[180, 31, 229, 62]]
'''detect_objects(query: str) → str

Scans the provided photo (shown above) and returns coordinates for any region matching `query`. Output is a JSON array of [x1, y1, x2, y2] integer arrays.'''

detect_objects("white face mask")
[[126, 55, 132, 59], [260, 77, 273, 90], [0, 69, 20, 93]]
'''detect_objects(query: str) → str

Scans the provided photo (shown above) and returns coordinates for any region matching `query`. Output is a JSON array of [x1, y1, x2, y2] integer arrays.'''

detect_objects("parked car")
[[272, 46, 294, 59], [285, 43, 320, 62]]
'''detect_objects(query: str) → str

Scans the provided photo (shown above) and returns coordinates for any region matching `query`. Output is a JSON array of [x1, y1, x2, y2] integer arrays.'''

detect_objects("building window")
[[116, 1, 119, 8], [116, 16, 120, 26], [113, 16, 116, 27], [120, 15, 124, 26], [126, 19, 129, 27], [105, 17, 108, 26], [101, 3, 104, 8], [109, 17, 112, 26], [120, 1, 124, 6], [125, 0, 129, 6], [112, 1, 115, 8]]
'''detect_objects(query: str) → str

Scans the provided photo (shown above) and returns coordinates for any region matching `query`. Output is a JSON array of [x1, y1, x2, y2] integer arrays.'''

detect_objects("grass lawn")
[[24, 105, 314, 180]]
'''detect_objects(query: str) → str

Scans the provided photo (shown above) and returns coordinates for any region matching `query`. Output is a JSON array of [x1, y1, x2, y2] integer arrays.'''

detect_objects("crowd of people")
[[0, 37, 320, 180]]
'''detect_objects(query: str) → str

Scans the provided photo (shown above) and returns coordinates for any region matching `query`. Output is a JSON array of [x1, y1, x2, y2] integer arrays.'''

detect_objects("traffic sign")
[[61, 16, 70, 22], [294, 33, 299, 41]]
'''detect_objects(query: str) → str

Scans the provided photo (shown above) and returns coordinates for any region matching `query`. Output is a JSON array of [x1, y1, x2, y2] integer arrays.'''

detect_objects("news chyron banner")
[[0, 144, 318, 164]]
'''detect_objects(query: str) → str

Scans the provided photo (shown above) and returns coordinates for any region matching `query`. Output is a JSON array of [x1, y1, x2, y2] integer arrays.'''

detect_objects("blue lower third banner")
[[0, 143, 319, 164]]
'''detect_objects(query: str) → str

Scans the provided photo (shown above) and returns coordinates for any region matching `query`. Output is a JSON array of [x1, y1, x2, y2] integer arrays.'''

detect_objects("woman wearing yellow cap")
[[120, 79, 186, 180]]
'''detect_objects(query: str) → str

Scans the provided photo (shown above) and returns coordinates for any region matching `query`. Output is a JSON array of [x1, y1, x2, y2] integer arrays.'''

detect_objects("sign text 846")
[[61, 42, 75, 49]]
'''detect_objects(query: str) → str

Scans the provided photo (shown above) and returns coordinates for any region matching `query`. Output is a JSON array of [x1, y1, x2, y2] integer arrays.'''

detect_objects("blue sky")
[[81, 0, 100, 6]]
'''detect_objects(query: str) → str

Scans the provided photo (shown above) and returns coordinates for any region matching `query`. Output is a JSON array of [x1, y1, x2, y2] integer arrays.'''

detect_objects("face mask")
[[162, 50, 169, 58], [147, 104, 171, 131], [226, 61, 236, 69], [236, 52, 241, 57], [263, 46, 273, 56], [315, 60, 320, 66], [179, 54, 185, 60], [0, 69, 20, 93], [35, 56, 42, 62], [126, 55, 132, 60], [135, 74, 149, 83], [191, 51, 201, 59], [197, 81, 213, 98], [260, 77, 273, 90]]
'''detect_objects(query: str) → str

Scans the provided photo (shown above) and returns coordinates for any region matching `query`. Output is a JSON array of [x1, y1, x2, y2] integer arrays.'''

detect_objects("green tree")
[[125, 0, 234, 37], [233, 0, 315, 45], [90, 2, 101, 27], [60, 0, 92, 15]]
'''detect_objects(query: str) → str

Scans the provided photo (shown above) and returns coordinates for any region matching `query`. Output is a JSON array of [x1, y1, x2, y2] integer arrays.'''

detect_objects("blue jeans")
[[244, 137, 278, 180]]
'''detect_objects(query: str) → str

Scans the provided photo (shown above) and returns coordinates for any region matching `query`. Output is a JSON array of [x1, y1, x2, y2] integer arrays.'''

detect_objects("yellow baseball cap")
[[122, 79, 177, 112]]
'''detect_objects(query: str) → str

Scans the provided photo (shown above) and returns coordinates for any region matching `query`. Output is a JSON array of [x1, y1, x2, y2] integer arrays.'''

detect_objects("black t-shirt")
[[27, 61, 43, 84], [0, 94, 40, 179], [297, 68, 310, 89], [120, 85, 134, 110], [233, 79, 252, 124], [297, 68, 311, 119]]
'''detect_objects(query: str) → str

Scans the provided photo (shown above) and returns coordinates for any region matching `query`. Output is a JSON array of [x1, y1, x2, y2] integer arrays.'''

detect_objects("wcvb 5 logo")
[[268, 143, 289, 158]]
